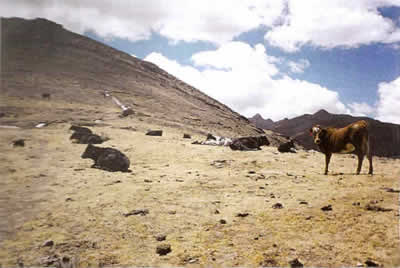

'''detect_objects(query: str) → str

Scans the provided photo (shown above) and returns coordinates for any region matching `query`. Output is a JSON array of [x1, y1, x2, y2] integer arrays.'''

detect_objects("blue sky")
[[3, 0, 400, 123]]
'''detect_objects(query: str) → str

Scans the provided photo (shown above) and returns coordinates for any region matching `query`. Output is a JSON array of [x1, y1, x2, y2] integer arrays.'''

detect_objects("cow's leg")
[[356, 153, 364, 175], [366, 138, 373, 175], [324, 153, 332, 175], [367, 154, 373, 175]]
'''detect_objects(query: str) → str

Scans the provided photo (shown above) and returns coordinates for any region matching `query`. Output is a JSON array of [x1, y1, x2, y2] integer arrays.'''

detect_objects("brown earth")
[[0, 99, 399, 267]]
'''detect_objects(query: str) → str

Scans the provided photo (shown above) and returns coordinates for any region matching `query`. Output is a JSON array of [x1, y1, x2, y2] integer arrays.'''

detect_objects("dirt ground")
[[0, 111, 399, 267]]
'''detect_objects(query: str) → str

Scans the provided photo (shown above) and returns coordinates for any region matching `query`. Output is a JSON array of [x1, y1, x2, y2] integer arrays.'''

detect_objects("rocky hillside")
[[1, 17, 262, 137], [253, 109, 400, 158]]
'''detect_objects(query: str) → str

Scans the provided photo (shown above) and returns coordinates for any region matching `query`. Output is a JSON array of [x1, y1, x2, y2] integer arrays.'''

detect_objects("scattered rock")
[[219, 219, 227, 224], [260, 258, 278, 267], [353, 202, 361, 206], [121, 108, 135, 117], [299, 201, 308, 205], [146, 130, 163, 136], [365, 204, 393, 212], [123, 209, 149, 217], [236, 212, 250, 217], [272, 203, 283, 209], [278, 140, 296, 153], [65, 197, 74, 202], [13, 139, 25, 147], [321, 205, 332, 211], [70, 125, 92, 134], [81, 144, 130, 172], [39, 254, 75, 267], [211, 159, 228, 168], [381, 187, 400, 193], [155, 234, 167, 241], [41, 93, 51, 99], [120, 126, 137, 131], [144, 179, 153, 183], [214, 209, 220, 214], [42, 240, 54, 247], [104, 180, 122, 186], [305, 216, 313, 220], [156, 244, 171, 256], [289, 258, 304, 267], [365, 259, 379, 267], [71, 132, 107, 144], [248, 170, 256, 174], [183, 134, 191, 139], [168, 211, 176, 215]]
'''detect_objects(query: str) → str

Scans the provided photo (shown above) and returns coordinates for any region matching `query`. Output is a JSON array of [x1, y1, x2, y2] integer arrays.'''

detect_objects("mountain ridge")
[[250, 109, 400, 157]]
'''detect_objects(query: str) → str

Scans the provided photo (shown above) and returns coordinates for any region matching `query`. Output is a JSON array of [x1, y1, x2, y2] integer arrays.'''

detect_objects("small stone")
[[123, 209, 149, 217], [146, 130, 163, 136], [168, 210, 176, 215], [214, 209, 220, 214], [144, 179, 153, 183], [156, 244, 171, 256], [219, 219, 227, 224], [272, 203, 283, 209], [321, 205, 332, 211], [299, 201, 308, 205], [42, 240, 54, 247], [155, 234, 167, 241], [236, 212, 250, 217], [65, 197, 74, 202], [289, 258, 304, 267], [365, 260, 379, 267], [13, 139, 25, 147], [248, 171, 256, 174], [183, 134, 191, 139]]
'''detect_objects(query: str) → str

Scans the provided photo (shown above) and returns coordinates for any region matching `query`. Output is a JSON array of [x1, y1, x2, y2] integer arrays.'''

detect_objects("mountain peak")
[[314, 109, 330, 116], [252, 113, 264, 120]]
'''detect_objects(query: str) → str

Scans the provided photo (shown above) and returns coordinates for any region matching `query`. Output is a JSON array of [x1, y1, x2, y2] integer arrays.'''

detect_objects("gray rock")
[[156, 244, 171, 256]]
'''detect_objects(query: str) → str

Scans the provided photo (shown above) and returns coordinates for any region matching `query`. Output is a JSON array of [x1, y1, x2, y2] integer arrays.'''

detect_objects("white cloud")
[[376, 77, 400, 124], [348, 102, 376, 117], [4, 0, 400, 51], [145, 42, 348, 121], [288, 59, 310, 73], [265, 0, 400, 52], [1, 0, 286, 45]]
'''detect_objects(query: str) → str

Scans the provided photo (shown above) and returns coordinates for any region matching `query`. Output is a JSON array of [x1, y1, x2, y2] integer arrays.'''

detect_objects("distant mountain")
[[249, 113, 275, 130], [1, 17, 263, 137], [271, 109, 400, 158]]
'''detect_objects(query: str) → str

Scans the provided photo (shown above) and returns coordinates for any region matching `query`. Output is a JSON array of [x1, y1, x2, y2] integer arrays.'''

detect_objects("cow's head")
[[309, 125, 326, 145]]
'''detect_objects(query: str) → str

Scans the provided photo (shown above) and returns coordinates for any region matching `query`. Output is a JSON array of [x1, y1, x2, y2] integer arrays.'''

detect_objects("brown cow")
[[309, 120, 373, 175]]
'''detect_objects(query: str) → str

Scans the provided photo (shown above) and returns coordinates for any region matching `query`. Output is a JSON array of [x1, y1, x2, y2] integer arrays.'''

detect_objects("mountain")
[[1, 17, 262, 137], [249, 113, 275, 130], [271, 109, 400, 158]]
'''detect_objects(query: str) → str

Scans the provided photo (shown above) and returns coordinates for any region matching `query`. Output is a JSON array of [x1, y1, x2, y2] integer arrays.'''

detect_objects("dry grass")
[[0, 103, 399, 267]]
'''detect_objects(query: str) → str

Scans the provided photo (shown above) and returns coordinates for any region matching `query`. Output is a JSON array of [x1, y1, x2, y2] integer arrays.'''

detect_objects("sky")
[[3, 0, 400, 124]]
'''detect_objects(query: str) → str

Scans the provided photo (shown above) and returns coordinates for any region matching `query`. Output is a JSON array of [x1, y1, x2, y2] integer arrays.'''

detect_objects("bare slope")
[[1, 17, 260, 137]]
